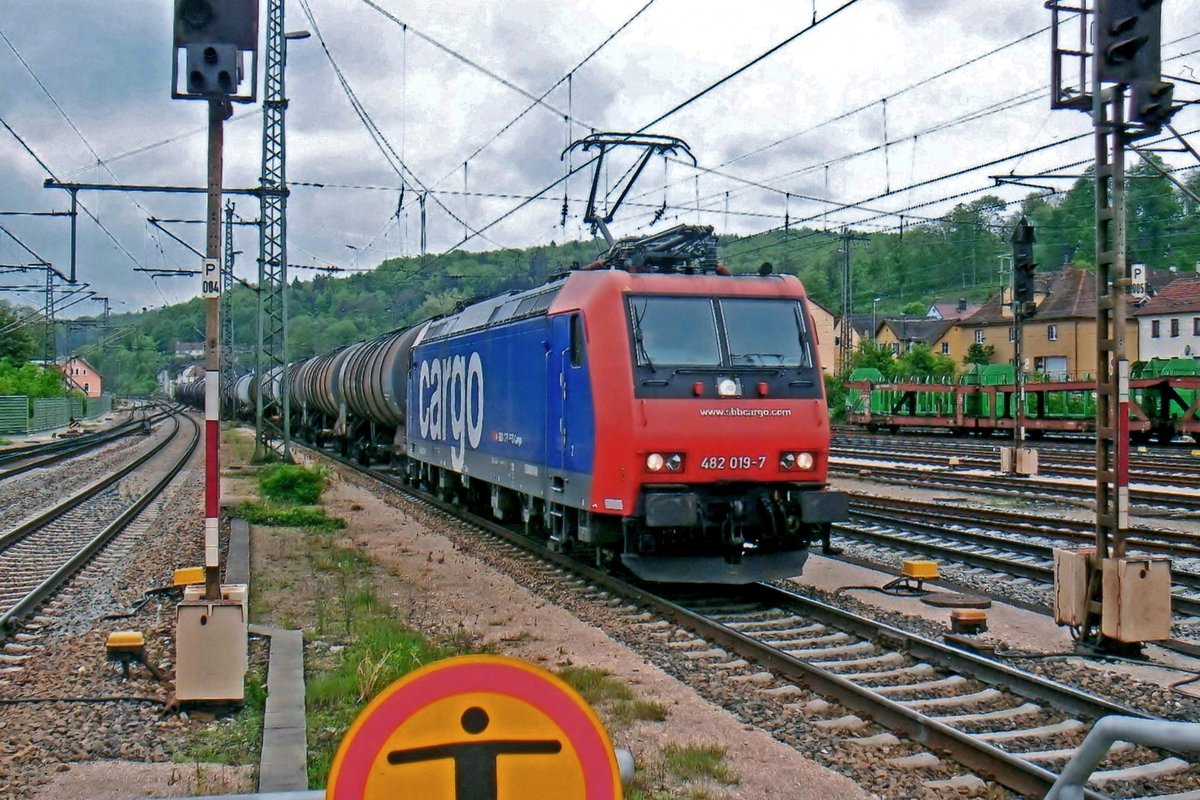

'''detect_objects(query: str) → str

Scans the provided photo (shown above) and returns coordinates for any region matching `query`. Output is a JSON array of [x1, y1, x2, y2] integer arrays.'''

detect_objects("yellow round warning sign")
[[326, 654, 621, 800]]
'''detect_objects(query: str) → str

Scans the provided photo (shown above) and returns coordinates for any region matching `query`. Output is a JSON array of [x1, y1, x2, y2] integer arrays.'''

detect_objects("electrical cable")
[[432, 0, 657, 188], [298, 0, 501, 252], [430, 1, 865, 265], [0, 115, 143, 271], [634, 0, 864, 133], [0, 24, 156, 260]]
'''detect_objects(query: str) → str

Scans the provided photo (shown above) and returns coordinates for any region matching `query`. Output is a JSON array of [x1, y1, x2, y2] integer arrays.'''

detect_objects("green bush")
[[234, 502, 344, 532], [259, 463, 327, 505]]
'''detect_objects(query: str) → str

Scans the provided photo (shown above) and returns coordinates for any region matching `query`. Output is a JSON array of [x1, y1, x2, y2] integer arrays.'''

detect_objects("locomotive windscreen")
[[627, 295, 821, 399]]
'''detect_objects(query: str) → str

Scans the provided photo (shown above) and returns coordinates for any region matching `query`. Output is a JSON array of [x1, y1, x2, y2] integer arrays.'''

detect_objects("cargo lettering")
[[417, 351, 484, 470]]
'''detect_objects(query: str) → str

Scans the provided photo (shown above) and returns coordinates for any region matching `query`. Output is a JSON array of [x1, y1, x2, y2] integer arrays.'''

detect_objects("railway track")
[[0, 410, 199, 633], [833, 432, 1200, 487], [0, 404, 166, 482], [829, 459, 1200, 514], [309, 444, 1200, 799], [833, 504, 1200, 619], [833, 444, 1200, 492]]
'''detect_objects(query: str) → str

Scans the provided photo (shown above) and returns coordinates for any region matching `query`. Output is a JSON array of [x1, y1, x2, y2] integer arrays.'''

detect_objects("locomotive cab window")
[[722, 298, 811, 368], [629, 296, 722, 367], [626, 294, 819, 399], [569, 314, 585, 368]]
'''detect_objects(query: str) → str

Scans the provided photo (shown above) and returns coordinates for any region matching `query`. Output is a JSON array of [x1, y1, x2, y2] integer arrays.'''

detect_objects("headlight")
[[717, 378, 739, 397], [780, 451, 816, 471], [646, 452, 685, 473]]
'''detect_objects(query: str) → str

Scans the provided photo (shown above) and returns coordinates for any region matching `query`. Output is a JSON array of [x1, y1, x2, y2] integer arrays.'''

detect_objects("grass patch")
[[610, 698, 670, 726], [234, 502, 345, 531], [221, 427, 256, 465], [662, 743, 738, 785], [558, 666, 634, 706], [259, 463, 328, 505], [305, 602, 473, 787], [557, 666, 668, 728], [176, 671, 267, 764]]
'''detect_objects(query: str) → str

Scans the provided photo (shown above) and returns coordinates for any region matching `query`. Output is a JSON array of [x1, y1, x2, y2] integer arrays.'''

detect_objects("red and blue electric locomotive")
[[181, 225, 847, 583]]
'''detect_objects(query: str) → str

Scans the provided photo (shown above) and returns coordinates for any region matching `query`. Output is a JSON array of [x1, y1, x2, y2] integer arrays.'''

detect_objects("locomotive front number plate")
[[699, 455, 767, 470]]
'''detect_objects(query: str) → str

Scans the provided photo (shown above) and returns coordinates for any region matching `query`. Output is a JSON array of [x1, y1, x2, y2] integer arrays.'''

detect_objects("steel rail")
[[849, 494, 1200, 555], [0, 407, 138, 464], [0, 413, 182, 554], [832, 517, 1200, 618], [313, 446, 1144, 799], [833, 444, 1200, 490], [0, 412, 199, 631], [829, 462, 1200, 512], [0, 408, 173, 480]]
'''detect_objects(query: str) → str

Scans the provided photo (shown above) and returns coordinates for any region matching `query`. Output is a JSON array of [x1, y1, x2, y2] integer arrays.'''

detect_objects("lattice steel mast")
[[221, 200, 237, 415], [254, 0, 292, 461]]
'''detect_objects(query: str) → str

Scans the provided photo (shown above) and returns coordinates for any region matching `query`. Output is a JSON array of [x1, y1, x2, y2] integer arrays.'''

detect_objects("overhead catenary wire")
[[0, 115, 143, 272], [634, 0, 864, 133], [0, 23, 159, 267], [432, 0, 658, 189], [427, 0, 870, 268], [296, 0, 500, 250]]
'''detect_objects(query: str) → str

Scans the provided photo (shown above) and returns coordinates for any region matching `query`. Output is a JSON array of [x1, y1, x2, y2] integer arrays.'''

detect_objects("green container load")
[[847, 368, 893, 416], [848, 368, 886, 382], [845, 368, 884, 416], [0, 395, 27, 435], [1160, 358, 1200, 377], [1160, 358, 1200, 419], [980, 364, 1015, 385]]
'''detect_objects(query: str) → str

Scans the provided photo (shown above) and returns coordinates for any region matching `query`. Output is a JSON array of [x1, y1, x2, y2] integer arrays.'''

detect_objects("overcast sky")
[[1, 0, 1198, 316]]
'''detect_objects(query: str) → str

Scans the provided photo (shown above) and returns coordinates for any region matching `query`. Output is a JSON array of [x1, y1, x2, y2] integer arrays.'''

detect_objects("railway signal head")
[[1131, 78, 1176, 129], [1012, 218, 1037, 305], [1014, 263, 1037, 305], [172, 0, 259, 102], [1011, 218, 1035, 265], [1095, 0, 1163, 85]]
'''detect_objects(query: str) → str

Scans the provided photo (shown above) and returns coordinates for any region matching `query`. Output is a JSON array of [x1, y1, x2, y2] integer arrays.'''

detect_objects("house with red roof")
[[1134, 274, 1200, 361], [959, 267, 1140, 379]]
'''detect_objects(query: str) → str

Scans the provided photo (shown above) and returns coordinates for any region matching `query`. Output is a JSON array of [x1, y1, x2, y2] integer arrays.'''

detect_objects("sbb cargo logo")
[[417, 352, 484, 470]]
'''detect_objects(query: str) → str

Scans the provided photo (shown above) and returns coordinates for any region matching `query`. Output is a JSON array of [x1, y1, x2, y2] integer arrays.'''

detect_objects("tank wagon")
[[184, 225, 848, 583]]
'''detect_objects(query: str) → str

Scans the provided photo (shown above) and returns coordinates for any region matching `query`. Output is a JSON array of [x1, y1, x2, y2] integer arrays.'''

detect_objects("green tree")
[[894, 343, 956, 380], [0, 304, 38, 364], [0, 358, 70, 397], [963, 343, 995, 366], [849, 342, 894, 376]]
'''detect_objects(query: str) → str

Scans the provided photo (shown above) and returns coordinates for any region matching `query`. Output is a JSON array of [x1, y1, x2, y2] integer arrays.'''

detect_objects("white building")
[[1134, 275, 1200, 362]]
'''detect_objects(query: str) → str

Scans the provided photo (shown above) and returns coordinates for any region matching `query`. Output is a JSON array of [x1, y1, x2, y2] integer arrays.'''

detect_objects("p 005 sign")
[[202, 259, 221, 297]]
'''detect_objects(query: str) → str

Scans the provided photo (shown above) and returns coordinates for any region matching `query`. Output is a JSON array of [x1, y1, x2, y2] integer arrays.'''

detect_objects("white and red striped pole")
[[203, 99, 230, 600], [1115, 358, 1131, 538]]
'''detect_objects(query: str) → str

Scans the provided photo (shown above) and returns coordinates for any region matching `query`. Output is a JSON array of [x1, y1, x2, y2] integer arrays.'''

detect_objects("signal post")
[[1002, 218, 1038, 476], [171, 0, 259, 703], [1047, 0, 1177, 653]]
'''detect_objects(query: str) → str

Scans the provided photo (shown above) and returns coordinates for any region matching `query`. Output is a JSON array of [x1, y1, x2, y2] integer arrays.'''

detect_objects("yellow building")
[[807, 299, 837, 373], [876, 318, 956, 359], [959, 268, 1139, 379]]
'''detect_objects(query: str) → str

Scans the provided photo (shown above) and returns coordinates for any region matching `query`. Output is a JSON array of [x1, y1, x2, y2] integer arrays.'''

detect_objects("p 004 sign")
[[202, 259, 221, 297]]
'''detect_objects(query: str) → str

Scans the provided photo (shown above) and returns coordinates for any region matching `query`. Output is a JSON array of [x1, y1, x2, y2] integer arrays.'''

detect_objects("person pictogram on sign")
[[387, 705, 563, 800]]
